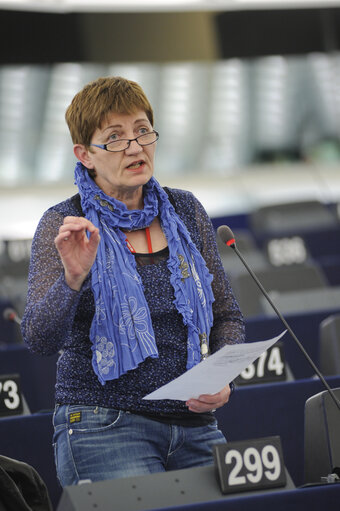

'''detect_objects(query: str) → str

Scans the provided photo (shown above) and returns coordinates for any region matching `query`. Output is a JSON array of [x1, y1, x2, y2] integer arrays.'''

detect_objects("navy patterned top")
[[21, 187, 245, 423]]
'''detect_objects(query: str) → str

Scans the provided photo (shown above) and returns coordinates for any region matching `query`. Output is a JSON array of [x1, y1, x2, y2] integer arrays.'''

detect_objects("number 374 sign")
[[235, 343, 286, 385], [213, 436, 287, 494]]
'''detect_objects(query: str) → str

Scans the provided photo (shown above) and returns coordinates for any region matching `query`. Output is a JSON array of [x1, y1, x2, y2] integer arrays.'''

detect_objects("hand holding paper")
[[143, 331, 287, 401]]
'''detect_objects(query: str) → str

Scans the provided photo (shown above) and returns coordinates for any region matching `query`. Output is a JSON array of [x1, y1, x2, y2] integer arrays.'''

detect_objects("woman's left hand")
[[186, 384, 232, 413]]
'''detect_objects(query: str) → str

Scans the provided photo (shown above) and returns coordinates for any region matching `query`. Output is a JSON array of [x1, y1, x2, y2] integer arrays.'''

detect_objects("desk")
[[0, 344, 57, 412], [216, 375, 340, 488], [245, 309, 340, 379]]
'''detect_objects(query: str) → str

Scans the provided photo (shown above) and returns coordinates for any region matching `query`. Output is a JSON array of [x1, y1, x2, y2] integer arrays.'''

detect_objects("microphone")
[[217, 224, 340, 412], [2, 307, 22, 326]]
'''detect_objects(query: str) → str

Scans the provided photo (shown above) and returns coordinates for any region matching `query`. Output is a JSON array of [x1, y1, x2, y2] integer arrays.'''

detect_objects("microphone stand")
[[228, 240, 340, 412]]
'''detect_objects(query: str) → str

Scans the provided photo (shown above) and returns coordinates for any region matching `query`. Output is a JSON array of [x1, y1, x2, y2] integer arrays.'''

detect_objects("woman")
[[21, 76, 245, 487]]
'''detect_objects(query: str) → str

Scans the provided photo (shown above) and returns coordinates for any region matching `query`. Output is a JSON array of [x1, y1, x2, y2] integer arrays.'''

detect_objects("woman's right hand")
[[54, 216, 101, 291]]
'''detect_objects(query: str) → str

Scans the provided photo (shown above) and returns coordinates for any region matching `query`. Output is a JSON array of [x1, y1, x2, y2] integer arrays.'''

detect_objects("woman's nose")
[[125, 138, 143, 155]]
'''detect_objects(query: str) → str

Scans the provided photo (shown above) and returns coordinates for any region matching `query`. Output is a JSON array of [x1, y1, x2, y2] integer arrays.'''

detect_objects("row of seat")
[[0, 307, 338, 419], [0, 239, 30, 327], [213, 199, 340, 320], [0, 343, 58, 413], [246, 310, 340, 379], [0, 199, 339, 329], [218, 216, 340, 511], [0, 198, 339, 510], [1, 374, 339, 510], [214, 199, 340, 255], [0, 308, 338, 509]]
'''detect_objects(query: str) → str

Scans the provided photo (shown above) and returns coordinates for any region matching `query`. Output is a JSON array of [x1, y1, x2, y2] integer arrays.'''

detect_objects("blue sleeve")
[[21, 207, 91, 356]]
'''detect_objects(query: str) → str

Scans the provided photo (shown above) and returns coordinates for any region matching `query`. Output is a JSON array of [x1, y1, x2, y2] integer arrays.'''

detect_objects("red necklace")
[[125, 227, 153, 254]]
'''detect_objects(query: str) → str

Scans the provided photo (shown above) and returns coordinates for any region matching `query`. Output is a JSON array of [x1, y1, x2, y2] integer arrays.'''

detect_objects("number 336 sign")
[[214, 436, 286, 494]]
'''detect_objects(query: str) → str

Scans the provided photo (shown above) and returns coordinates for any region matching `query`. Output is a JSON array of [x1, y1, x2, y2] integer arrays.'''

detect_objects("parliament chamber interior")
[[0, 2, 340, 510]]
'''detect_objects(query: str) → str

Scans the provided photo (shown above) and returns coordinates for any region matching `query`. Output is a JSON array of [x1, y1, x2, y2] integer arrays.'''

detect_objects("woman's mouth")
[[127, 160, 144, 170]]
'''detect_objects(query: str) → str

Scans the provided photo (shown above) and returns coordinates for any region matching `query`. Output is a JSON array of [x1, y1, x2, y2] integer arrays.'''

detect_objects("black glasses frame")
[[90, 130, 159, 152]]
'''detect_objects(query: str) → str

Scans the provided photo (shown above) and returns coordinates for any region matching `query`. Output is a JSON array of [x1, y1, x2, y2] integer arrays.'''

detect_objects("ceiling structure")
[[1, 0, 340, 13]]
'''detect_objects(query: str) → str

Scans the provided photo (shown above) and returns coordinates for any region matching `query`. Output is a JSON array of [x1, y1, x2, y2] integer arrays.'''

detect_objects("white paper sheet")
[[143, 331, 287, 401]]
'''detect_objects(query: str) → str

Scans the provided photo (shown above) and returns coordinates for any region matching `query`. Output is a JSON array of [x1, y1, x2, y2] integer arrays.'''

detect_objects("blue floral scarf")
[[75, 162, 214, 384]]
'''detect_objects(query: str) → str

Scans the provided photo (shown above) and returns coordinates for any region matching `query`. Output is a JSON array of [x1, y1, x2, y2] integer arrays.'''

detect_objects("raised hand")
[[54, 216, 101, 291]]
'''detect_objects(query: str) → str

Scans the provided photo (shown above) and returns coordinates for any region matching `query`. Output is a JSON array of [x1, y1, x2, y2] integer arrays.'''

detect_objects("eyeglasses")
[[90, 130, 159, 153]]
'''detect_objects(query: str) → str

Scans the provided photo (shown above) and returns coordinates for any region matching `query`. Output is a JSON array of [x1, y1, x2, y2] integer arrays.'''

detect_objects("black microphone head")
[[217, 225, 236, 248]]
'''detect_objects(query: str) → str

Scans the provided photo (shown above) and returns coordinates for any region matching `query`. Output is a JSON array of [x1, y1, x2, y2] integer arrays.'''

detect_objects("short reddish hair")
[[65, 76, 154, 146]]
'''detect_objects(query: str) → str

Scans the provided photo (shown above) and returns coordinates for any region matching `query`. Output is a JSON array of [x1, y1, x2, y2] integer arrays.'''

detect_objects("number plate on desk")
[[235, 342, 286, 385], [214, 436, 286, 494], [0, 374, 23, 417], [266, 236, 307, 266]]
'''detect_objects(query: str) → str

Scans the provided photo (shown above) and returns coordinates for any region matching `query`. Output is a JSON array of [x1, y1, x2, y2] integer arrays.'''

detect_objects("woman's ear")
[[73, 144, 95, 169]]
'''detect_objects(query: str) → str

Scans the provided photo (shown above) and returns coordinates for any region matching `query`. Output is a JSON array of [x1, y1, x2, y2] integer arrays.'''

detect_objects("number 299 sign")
[[214, 436, 286, 494]]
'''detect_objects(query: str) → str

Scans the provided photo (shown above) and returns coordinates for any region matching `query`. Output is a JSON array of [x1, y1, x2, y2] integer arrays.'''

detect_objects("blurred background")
[[1, 6, 340, 508], [0, 0, 340, 319]]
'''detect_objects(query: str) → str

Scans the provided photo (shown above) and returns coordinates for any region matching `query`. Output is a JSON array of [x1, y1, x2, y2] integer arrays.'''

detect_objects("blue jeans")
[[52, 404, 226, 487]]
